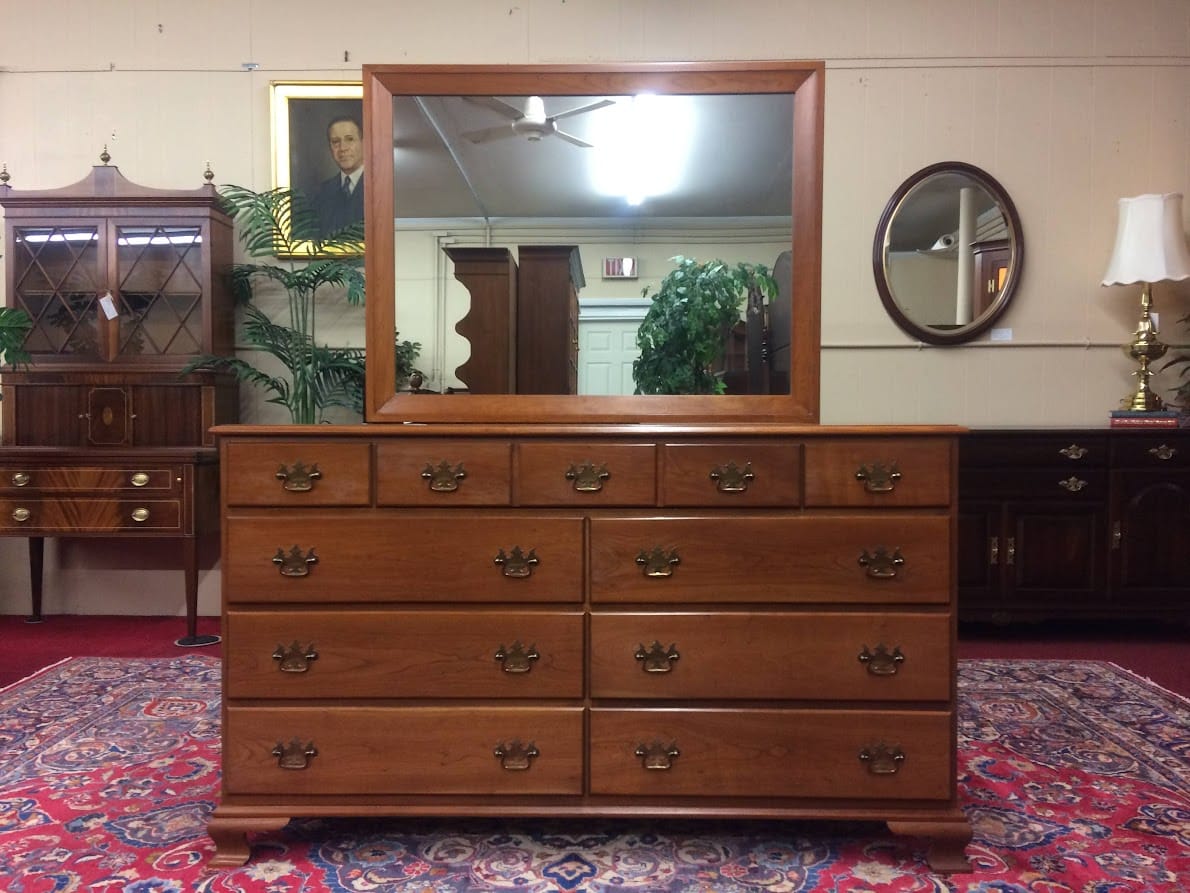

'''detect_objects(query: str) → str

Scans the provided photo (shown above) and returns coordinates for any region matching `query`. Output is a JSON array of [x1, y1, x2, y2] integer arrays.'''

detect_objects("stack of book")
[[1109, 410, 1181, 428]]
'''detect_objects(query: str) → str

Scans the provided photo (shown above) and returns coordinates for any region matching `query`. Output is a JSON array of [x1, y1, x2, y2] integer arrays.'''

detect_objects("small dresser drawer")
[[515, 442, 657, 506], [223, 705, 584, 795], [589, 707, 953, 799], [589, 515, 950, 604], [224, 513, 584, 603], [223, 441, 371, 506], [962, 434, 1108, 468], [661, 442, 801, 506], [1110, 433, 1187, 468], [589, 611, 951, 701], [0, 498, 182, 533], [226, 609, 584, 698], [804, 438, 952, 507], [0, 465, 180, 494], [377, 439, 512, 505], [961, 468, 1107, 501]]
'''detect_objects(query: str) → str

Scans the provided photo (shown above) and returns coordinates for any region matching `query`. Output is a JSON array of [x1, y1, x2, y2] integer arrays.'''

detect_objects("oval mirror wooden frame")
[[362, 61, 824, 424], [872, 161, 1024, 346]]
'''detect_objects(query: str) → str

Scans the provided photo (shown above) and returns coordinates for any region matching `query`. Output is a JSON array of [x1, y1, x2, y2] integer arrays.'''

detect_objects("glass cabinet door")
[[115, 223, 206, 357], [11, 225, 103, 358]]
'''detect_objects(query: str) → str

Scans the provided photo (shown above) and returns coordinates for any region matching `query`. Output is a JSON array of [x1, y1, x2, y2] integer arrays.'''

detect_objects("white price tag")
[[99, 292, 118, 320]]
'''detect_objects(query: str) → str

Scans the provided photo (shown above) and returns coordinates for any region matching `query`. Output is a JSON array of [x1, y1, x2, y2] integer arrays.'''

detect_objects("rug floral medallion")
[[0, 657, 1185, 892]]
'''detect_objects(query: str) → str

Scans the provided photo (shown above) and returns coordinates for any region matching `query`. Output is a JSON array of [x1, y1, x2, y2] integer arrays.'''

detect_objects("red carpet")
[[0, 656, 1185, 891]]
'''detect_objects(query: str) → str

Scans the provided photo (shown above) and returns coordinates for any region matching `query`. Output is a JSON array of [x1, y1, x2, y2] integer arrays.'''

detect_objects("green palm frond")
[[0, 307, 34, 368]]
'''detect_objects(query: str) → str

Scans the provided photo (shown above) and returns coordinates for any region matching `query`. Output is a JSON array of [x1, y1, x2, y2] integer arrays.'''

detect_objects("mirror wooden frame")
[[872, 161, 1024, 346], [363, 61, 824, 424]]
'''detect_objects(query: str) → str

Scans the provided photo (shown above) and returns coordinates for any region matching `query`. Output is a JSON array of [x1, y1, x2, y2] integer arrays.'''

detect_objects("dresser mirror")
[[363, 62, 824, 424], [872, 161, 1023, 346]]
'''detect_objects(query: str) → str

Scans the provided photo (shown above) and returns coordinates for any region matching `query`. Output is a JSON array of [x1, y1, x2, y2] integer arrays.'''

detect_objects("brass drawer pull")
[[11, 472, 30, 487], [130, 472, 150, 487], [494, 641, 539, 673], [273, 545, 319, 576], [855, 461, 901, 493], [1006, 537, 1015, 565], [1057, 476, 1087, 493], [635, 641, 680, 673], [857, 547, 904, 578], [858, 743, 905, 775], [273, 641, 319, 672], [636, 547, 680, 577], [989, 536, 999, 565], [272, 738, 317, 770], [635, 740, 680, 770], [565, 461, 610, 492], [709, 460, 754, 492], [1149, 444, 1176, 461], [493, 739, 539, 771], [422, 459, 466, 492], [857, 644, 904, 676], [276, 462, 321, 492], [12, 507, 31, 523], [1058, 444, 1088, 460], [1112, 522, 1122, 550], [130, 507, 150, 522], [494, 546, 538, 578]]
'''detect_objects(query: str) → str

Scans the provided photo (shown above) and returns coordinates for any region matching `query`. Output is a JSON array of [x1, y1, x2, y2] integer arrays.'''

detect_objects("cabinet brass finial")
[[100, 146, 111, 164], [0, 164, 9, 185]]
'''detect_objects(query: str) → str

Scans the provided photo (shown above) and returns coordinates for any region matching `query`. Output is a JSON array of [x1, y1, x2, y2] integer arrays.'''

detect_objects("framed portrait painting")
[[270, 80, 364, 254]]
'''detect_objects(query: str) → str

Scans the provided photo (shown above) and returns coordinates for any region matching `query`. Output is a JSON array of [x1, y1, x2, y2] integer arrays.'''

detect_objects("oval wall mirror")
[[873, 161, 1023, 345]]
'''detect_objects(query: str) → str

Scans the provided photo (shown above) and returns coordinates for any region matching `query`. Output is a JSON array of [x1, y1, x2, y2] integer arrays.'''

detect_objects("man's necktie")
[[342, 177, 352, 196]]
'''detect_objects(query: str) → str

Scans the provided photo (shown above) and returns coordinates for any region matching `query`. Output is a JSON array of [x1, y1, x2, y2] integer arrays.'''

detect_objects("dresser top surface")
[[211, 423, 967, 439]]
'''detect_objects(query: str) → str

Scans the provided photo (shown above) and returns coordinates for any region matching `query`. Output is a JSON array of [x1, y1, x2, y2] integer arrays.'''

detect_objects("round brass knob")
[[131, 507, 150, 522], [12, 508, 31, 522], [130, 472, 150, 487], [11, 472, 30, 487]]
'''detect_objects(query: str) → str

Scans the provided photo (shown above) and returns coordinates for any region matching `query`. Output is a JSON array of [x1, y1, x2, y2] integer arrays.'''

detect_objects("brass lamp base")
[[1120, 282, 1168, 412]]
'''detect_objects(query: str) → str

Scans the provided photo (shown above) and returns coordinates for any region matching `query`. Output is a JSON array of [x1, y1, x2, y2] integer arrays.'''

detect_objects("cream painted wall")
[[1, 0, 1188, 617]]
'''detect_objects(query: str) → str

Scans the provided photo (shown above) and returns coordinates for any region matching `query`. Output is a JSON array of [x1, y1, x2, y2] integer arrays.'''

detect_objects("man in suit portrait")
[[310, 114, 365, 237]]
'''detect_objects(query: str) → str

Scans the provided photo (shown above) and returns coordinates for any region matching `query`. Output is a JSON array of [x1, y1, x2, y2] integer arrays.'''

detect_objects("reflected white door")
[[577, 298, 649, 396]]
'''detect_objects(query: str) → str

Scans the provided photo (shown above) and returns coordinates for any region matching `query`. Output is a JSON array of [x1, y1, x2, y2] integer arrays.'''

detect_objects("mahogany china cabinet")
[[0, 159, 237, 645], [207, 62, 972, 874]]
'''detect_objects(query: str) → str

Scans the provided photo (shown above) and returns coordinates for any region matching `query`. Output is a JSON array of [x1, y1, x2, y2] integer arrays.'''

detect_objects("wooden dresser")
[[208, 423, 969, 872]]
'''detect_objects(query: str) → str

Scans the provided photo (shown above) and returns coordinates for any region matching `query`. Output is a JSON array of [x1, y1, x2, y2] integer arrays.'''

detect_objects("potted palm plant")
[[0, 306, 33, 368]]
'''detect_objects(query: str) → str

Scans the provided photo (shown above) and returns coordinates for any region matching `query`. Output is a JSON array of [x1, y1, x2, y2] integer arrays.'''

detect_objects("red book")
[[1109, 416, 1180, 428]]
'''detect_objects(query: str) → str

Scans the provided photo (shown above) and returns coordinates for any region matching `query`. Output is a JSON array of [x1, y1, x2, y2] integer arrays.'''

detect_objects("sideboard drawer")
[[223, 706, 584, 795], [0, 498, 183, 533], [589, 611, 951, 700], [226, 609, 584, 698], [804, 438, 952, 507], [1110, 434, 1188, 468], [224, 513, 585, 603], [377, 439, 512, 505], [589, 708, 953, 799], [515, 442, 657, 505], [223, 441, 372, 506], [589, 515, 950, 604], [0, 465, 181, 494], [660, 442, 801, 506]]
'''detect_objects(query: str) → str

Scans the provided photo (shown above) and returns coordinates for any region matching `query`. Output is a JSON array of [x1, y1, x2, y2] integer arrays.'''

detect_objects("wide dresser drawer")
[[589, 611, 951, 700], [224, 513, 584, 603], [226, 609, 584, 698], [0, 498, 183, 533], [589, 708, 953, 799], [223, 706, 584, 795], [0, 464, 182, 494]]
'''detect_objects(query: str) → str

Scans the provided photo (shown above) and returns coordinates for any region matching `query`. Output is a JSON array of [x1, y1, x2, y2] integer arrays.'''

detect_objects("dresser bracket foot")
[[887, 817, 972, 874], [206, 815, 290, 868]]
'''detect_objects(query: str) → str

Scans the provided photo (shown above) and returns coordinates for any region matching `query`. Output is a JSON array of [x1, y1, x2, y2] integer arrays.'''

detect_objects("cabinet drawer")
[[661, 443, 801, 506], [589, 708, 952, 799], [224, 513, 584, 603], [223, 706, 583, 795], [0, 498, 182, 533], [804, 439, 952, 507], [962, 434, 1108, 468], [589, 515, 950, 604], [515, 442, 656, 505], [226, 609, 584, 698], [0, 465, 179, 494], [377, 440, 512, 505], [1110, 434, 1188, 468], [589, 611, 951, 700], [961, 469, 1107, 501], [223, 441, 371, 506]]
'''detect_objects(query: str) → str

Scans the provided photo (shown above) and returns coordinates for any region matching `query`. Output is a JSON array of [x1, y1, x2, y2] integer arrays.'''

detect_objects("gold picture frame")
[[270, 80, 364, 255]]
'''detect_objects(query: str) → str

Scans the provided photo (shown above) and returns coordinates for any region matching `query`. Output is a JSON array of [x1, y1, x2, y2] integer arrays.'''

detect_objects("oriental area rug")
[[0, 657, 1185, 892]]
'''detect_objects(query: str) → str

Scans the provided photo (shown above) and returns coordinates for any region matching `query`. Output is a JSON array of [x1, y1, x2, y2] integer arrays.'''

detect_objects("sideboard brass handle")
[[272, 738, 317, 770], [493, 739, 539, 771], [1149, 444, 1176, 461], [1058, 476, 1087, 493], [12, 507, 31, 523], [421, 460, 466, 492], [857, 644, 904, 676], [636, 547, 680, 577], [11, 472, 30, 487], [130, 507, 150, 522], [1058, 444, 1088, 460], [635, 641, 680, 673], [989, 536, 999, 565], [1006, 537, 1015, 565], [858, 743, 905, 775], [565, 461, 610, 492], [273, 641, 319, 672], [276, 462, 321, 492], [494, 546, 538, 578], [855, 461, 901, 493], [709, 460, 754, 492], [857, 547, 904, 579], [1112, 522, 1123, 550], [494, 641, 539, 673], [635, 740, 680, 770], [273, 545, 318, 576], [130, 472, 150, 487]]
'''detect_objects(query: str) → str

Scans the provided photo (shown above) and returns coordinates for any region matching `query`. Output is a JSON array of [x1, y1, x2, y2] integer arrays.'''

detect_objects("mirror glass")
[[873, 162, 1023, 345], [364, 63, 824, 424]]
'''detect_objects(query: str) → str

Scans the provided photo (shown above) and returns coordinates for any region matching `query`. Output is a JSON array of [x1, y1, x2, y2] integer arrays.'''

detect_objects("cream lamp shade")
[[1102, 192, 1190, 285]]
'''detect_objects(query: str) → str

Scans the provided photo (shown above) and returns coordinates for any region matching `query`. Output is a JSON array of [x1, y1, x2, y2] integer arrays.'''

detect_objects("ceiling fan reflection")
[[461, 96, 614, 147]]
